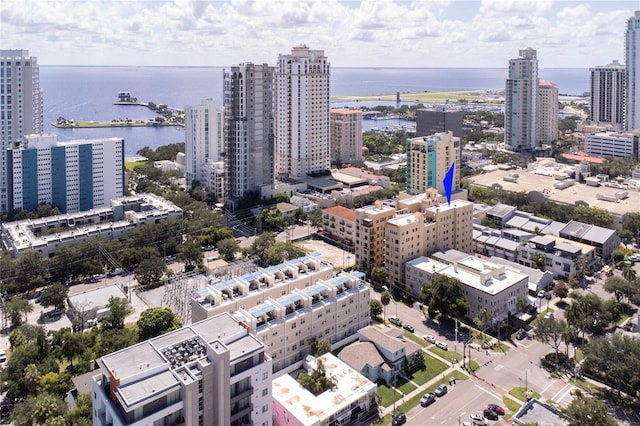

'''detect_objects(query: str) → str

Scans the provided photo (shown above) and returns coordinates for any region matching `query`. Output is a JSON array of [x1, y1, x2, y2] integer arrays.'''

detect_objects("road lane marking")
[[474, 383, 503, 400], [541, 379, 557, 395]]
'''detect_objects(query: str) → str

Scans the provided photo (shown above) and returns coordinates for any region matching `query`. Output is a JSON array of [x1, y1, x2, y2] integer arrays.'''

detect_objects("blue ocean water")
[[40, 66, 589, 156]]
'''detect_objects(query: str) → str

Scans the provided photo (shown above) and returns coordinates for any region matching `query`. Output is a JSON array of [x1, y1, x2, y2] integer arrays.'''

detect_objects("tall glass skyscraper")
[[625, 11, 640, 131], [0, 50, 43, 212]]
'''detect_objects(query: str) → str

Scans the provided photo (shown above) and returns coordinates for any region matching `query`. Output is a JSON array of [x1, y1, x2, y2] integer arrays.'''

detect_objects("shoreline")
[[52, 120, 184, 129]]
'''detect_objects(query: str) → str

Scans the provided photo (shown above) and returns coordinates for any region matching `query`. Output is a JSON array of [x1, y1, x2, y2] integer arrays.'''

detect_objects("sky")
[[1, 0, 637, 68]]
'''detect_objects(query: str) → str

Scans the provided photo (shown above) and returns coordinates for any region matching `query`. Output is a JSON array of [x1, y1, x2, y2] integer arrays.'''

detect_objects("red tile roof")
[[323, 206, 356, 222]]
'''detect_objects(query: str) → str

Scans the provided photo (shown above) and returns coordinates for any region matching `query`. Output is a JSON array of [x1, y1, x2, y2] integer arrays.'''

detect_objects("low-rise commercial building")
[[2, 193, 182, 257], [272, 353, 377, 426], [406, 254, 529, 322], [92, 313, 272, 426], [585, 131, 639, 160]]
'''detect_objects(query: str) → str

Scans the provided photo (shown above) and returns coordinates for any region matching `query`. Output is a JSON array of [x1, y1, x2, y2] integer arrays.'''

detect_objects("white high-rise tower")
[[505, 47, 539, 152], [275, 45, 330, 179], [0, 50, 43, 212], [625, 11, 640, 131], [184, 99, 224, 186]]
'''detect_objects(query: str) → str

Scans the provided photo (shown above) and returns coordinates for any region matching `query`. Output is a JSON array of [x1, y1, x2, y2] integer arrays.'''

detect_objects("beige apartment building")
[[330, 108, 363, 164], [385, 199, 474, 295], [234, 271, 371, 373], [191, 254, 335, 323], [354, 201, 396, 274], [322, 205, 356, 247], [406, 132, 460, 195]]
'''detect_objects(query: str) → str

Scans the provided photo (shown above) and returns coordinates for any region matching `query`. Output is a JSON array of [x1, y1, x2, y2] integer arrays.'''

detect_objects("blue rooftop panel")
[[213, 279, 236, 290], [305, 284, 328, 297], [250, 304, 275, 318], [328, 276, 350, 287], [279, 293, 303, 306]]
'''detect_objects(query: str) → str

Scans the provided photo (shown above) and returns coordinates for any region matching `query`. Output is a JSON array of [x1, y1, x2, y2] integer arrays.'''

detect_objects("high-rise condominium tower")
[[224, 63, 275, 201], [625, 11, 640, 131], [184, 99, 224, 186], [275, 45, 330, 179], [538, 81, 558, 145], [0, 50, 43, 212], [505, 48, 539, 152], [590, 60, 625, 129]]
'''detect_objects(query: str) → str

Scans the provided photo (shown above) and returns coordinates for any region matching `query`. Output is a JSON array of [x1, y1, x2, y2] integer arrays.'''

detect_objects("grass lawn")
[[396, 377, 417, 395], [411, 353, 448, 385], [428, 346, 463, 363], [125, 160, 146, 172], [404, 331, 428, 347], [509, 386, 540, 402], [377, 382, 403, 407], [331, 90, 500, 103], [502, 395, 522, 413]]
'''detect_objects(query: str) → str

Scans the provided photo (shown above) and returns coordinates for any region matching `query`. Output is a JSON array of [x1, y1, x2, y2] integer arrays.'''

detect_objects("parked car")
[[435, 341, 448, 350], [424, 334, 436, 343], [402, 324, 415, 333], [482, 408, 499, 420], [515, 329, 527, 340], [537, 289, 546, 298], [435, 384, 448, 397], [388, 316, 402, 326], [420, 393, 435, 407], [392, 412, 407, 426], [469, 413, 488, 425], [45, 309, 65, 319], [544, 312, 553, 320], [486, 403, 505, 415]]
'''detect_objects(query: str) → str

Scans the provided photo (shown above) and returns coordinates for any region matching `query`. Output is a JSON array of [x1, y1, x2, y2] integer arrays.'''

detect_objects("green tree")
[[15, 250, 50, 294], [370, 299, 382, 319], [135, 255, 165, 287], [622, 212, 640, 244], [582, 333, 640, 396], [275, 193, 290, 203], [137, 307, 182, 341], [419, 274, 469, 319], [38, 283, 68, 311], [5, 297, 33, 328], [308, 208, 323, 228], [102, 297, 129, 331], [177, 240, 203, 271], [553, 281, 569, 300], [66, 392, 92, 425], [380, 291, 391, 322], [561, 391, 617, 426], [312, 339, 332, 356], [534, 315, 567, 369], [622, 264, 637, 283], [371, 266, 387, 286], [217, 238, 239, 261], [252, 232, 276, 259]]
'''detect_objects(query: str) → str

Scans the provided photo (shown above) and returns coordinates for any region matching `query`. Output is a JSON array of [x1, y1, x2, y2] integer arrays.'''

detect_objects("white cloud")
[[0, 0, 635, 67]]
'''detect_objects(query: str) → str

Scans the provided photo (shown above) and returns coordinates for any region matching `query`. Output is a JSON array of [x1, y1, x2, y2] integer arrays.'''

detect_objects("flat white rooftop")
[[439, 256, 528, 295]]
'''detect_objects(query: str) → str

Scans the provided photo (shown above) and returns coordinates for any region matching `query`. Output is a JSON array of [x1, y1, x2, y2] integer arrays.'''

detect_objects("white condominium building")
[[275, 45, 330, 179], [0, 50, 43, 212], [625, 11, 640, 131], [7, 134, 124, 213], [184, 98, 224, 186], [505, 48, 539, 152], [92, 313, 272, 426], [590, 60, 625, 129], [235, 271, 370, 373]]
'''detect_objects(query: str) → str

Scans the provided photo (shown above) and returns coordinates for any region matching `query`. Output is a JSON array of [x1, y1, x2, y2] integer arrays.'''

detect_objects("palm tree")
[[380, 290, 391, 323], [574, 254, 588, 287], [622, 264, 637, 283]]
